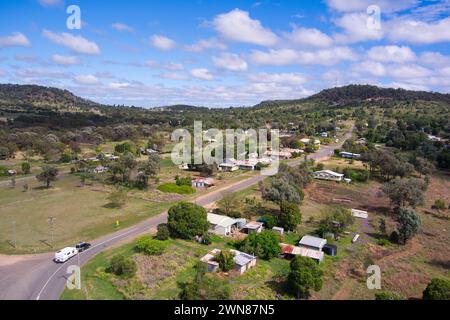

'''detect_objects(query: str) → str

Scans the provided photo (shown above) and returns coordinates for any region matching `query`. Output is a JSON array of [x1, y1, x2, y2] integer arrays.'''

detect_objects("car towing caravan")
[[54, 247, 78, 263]]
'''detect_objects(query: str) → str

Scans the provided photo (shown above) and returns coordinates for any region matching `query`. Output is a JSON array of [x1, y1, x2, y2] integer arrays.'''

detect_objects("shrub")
[[135, 237, 168, 255], [157, 183, 196, 195], [175, 176, 192, 186], [155, 224, 170, 240], [343, 168, 370, 182], [21, 162, 31, 174], [423, 278, 450, 300], [107, 254, 136, 278], [431, 199, 446, 211], [376, 239, 391, 246], [390, 231, 400, 244], [259, 215, 278, 229], [201, 234, 212, 245], [375, 291, 405, 300], [214, 250, 235, 272]]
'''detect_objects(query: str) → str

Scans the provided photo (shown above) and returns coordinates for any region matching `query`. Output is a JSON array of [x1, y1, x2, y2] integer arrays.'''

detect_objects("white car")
[[54, 247, 78, 263]]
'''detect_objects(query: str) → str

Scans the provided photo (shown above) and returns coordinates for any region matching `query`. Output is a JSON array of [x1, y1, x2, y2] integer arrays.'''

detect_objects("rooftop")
[[207, 213, 238, 228], [299, 235, 327, 249]]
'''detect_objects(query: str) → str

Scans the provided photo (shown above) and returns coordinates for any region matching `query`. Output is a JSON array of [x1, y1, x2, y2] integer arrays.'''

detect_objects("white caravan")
[[54, 247, 78, 263]]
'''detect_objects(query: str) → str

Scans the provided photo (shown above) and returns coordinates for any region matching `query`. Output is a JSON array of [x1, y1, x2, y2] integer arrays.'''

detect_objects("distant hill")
[[257, 84, 450, 108], [0, 84, 100, 112]]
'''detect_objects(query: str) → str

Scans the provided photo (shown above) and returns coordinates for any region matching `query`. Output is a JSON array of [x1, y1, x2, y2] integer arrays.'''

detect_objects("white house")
[[219, 163, 239, 172], [207, 213, 244, 236], [192, 178, 215, 188], [201, 248, 257, 275], [313, 170, 344, 182]]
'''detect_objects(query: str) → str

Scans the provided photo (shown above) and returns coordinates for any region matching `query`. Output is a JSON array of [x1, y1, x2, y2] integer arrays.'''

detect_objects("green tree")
[[36, 166, 59, 188], [155, 223, 170, 240], [262, 177, 303, 208], [167, 202, 209, 239], [319, 207, 354, 235], [396, 207, 421, 244], [423, 278, 450, 300], [219, 192, 240, 217], [239, 230, 281, 260], [107, 187, 128, 208], [107, 254, 136, 278], [137, 153, 160, 188], [288, 256, 323, 299], [115, 142, 134, 154], [278, 201, 302, 231], [21, 162, 31, 174], [118, 153, 137, 183], [381, 178, 426, 208], [214, 250, 235, 272]]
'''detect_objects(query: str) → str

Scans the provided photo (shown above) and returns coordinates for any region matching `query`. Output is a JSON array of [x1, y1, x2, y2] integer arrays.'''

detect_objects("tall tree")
[[381, 178, 426, 208], [288, 256, 323, 299], [167, 202, 209, 239], [36, 166, 58, 188], [278, 201, 302, 231], [137, 153, 160, 188], [396, 207, 421, 244], [262, 177, 303, 208]]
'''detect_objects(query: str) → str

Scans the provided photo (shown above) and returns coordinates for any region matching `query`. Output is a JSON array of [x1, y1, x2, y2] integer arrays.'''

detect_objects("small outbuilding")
[[243, 221, 264, 234], [323, 244, 338, 256], [192, 177, 215, 188], [299, 235, 327, 252], [207, 213, 243, 237], [352, 209, 369, 219], [272, 227, 284, 236], [313, 170, 344, 182]]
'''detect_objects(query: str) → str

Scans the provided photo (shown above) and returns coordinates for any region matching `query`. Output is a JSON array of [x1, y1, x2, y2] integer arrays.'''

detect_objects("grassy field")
[[0, 174, 176, 254]]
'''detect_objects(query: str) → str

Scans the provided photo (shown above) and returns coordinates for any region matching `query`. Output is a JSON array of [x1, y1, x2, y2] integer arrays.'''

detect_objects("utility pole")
[[12, 221, 16, 248], [48, 217, 56, 248]]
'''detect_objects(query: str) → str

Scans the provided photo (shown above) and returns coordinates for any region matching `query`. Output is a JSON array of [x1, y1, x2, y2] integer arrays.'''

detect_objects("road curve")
[[0, 131, 350, 300]]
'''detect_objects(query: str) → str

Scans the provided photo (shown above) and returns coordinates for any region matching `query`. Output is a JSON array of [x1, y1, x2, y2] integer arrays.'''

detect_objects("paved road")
[[0, 130, 351, 300]]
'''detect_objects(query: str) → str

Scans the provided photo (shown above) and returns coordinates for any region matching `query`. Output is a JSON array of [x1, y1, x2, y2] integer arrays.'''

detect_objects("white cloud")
[[387, 64, 433, 79], [420, 52, 450, 67], [150, 35, 176, 50], [109, 82, 130, 89], [190, 68, 214, 81], [440, 67, 450, 77], [184, 38, 227, 52], [326, 0, 418, 13], [51, 54, 80, 65], [145, 60, 184, 71], [251, 47, 357, 66], [388, 17, 450, 44], [74, 74, 100, 85], [16, 68, 69, 79], [367, 45, 416, 63], [156, 72, 189, 81], [38, 0, 63, 7], [213, 9, 278, 46], [387, 82, 429, 91], [284, 26, 333, 48], [42, 29, 100, 55], [212, 53, 248, 72], [248, 72, 307, 85], [112, 23, 134, 33], [334, 13, 383, 43], [352, 61, 386, 77], [0, 32, 31, 47]]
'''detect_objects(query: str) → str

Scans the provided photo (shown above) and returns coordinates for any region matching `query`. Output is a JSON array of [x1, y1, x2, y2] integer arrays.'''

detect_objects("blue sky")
[[0, 0, 450, 107]]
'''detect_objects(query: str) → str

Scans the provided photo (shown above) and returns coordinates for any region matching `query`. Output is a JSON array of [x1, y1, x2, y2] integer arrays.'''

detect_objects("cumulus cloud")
[[367, 45, 416, 63], [420, 51, 450, 67], [184, 38, 227, 52], [251, 47, 357, 66], [51, 54, 80, 65], [213, 9, 278, 46], [283, 26, 333, 48], [388, 17, 450, 44], [352, 61, 386, 77], [109, 82, 130, 89], [42, 29, 100, 55], [74, 74, 100, 85], [326, 0, 418, 13], [387, 64, 433, 79], [190, 68, 214, 80], [334, 13, 383, 43], [150, 35, 176, 50], [0, 32, 31, 47], [111, 23, 134, 33], [248, 72, 307, 85], [156, 72, 189, 81], [212, 53, 248, 72]]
